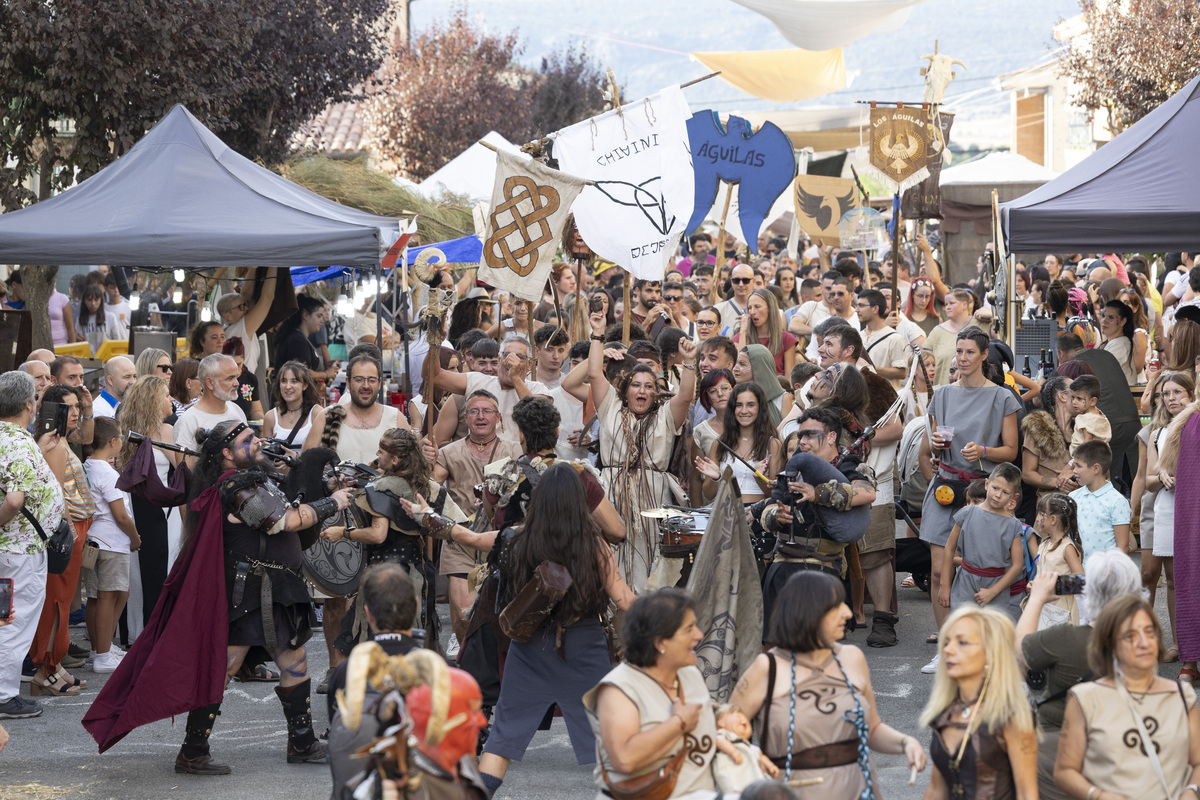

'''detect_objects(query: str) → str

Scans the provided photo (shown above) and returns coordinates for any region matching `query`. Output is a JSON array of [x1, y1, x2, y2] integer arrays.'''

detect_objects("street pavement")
[[0, 561, 1178, 800]]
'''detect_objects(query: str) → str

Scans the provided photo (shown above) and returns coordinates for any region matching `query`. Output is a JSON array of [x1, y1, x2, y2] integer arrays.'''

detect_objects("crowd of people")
[[0, 240, 1198, 800]]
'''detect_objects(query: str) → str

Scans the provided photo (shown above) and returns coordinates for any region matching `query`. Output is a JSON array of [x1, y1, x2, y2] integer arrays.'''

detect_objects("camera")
[[1055, 574, 1086, 595]]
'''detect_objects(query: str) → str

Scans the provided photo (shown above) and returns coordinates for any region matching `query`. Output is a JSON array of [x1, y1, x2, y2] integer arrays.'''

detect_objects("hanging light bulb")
[[336, 294, 352, 317], [172, 289, 183, 304], [129, 291, 140, 312], [174, 268, 185, 282], [200, 306, 212, 322]]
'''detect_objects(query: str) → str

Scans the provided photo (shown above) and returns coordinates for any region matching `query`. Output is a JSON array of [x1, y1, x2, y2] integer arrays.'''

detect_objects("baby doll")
[[712, 705, 768, 792]]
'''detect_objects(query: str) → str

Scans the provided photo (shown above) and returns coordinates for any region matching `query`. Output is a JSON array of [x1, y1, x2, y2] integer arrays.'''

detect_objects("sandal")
[[234, 662, 280, 683], [55, 667, 86, 690], [926, 633, 940, 644], [1165, 647, 1180, 663], [901, 576, 916, 588], [30, 671, 82, 697], [1179, 666, 1200, 684]]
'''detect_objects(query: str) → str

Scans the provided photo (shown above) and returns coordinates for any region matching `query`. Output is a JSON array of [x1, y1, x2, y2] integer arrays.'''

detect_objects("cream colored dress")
[[597, 390, 685, 592], [1071, 680, 1196, 800], [583, 663, 717, 799]]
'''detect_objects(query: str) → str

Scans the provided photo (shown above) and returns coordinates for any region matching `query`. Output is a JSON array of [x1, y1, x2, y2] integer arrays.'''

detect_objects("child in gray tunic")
[[938, 465, 1027, 618]]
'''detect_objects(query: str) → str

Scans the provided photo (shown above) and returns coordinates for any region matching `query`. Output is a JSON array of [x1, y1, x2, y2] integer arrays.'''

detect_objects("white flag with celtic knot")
[[477, 149, 587, 302], [553, 85, 695, 281]]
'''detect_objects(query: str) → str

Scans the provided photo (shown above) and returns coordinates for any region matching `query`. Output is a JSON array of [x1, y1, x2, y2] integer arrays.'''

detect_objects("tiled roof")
[[295, 94, 368, 155]]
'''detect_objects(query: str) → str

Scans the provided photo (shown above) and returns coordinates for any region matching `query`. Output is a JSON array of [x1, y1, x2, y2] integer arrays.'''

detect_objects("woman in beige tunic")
[[1055, 595, 1200, 800], [587, 310, 696, 592], [586, 589, 758, 799], [730, 572, 924, 799]]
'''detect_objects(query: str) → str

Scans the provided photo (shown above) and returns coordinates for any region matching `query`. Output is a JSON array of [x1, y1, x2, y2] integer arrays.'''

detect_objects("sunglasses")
[[664, 295, 683, 302], [157, 364, 173, 373], [730, 277, 753, 285]]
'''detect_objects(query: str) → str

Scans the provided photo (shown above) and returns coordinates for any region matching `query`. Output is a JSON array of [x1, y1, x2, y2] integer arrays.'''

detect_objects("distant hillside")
[[411, 0, 1080, 149]]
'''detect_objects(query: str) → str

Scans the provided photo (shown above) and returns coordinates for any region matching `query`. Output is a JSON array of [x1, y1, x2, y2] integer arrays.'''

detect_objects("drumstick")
[[715, 440, 772, 484], [910, 765, 919, 786], [785, 777, 824, 787]]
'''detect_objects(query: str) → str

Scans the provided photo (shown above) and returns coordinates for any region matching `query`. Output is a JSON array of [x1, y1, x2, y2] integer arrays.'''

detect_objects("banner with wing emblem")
[[477, 149, 587, 302], [867, 105, 933, 193], [793, 174, 859, 246]]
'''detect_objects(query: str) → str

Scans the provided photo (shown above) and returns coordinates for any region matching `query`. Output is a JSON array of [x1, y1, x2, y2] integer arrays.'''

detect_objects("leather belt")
[[772, 737, 860, 770]]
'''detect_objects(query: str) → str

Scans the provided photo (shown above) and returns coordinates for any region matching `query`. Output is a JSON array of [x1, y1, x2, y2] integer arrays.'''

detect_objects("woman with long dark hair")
[[77, 284, 117, 353], [588, 308, 697, 591], [261, 361, 326, 452], [273, 295, 337, 381], [1098, 299, 1138, 384], [730, 572, 924, 797], [918, 328, 1021, 673], [405, 462, 635, 797], [689, 368, 734, 504], [775, 266, 800, 310], [695, 382, 783, 504]]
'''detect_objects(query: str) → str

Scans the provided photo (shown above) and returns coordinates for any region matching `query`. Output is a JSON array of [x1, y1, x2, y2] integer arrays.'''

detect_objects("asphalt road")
[[0, 558, 1178, 800]]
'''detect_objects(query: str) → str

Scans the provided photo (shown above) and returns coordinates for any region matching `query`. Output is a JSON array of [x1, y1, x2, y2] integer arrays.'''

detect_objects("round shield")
[[302, 538, 365, 597]]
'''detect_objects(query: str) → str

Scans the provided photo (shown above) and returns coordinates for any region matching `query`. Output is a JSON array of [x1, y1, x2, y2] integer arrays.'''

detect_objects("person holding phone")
[[0, 370, 66, 720], [29, 384, 94, 698]]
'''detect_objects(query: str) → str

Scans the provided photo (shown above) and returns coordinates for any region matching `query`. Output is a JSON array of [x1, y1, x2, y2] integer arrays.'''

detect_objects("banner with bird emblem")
[[793, 175, 859, 246], [478, 149, 587, 302], [867, 105, 933, 193]]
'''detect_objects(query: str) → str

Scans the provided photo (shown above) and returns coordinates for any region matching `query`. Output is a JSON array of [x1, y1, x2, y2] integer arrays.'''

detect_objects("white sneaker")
[[445, 636, 460, 659], [92, 652, 122, 673], [921, 654, 940, 674]]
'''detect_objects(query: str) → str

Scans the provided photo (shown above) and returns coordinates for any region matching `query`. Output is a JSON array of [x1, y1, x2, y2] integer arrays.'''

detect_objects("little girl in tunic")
[[1033, 493, 1083, 627], [939, 464, 1028, 619]]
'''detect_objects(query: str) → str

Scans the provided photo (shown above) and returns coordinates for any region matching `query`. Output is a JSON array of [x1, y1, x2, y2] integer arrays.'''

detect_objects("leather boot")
[[866, 611, 899, 648], [276, 679, 327, 764], [174, 703, 231, 775]]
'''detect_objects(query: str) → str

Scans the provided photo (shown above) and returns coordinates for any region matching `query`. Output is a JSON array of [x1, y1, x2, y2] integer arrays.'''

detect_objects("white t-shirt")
[[173, 401, 247, 452], [105, 299, 131, 340], [804, 309, 859, 361], [92, 392, 118, 419], [347, 312, 395, 349], [225, 318, 263, 375], [546, 386, 587, 462], [863, 325, 911, 389], [84, 458, 133, 553], [465, 373, 547, 446]]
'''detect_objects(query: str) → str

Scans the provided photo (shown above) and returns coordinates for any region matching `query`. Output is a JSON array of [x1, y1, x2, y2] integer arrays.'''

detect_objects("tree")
[[0, 0, 392, 347], [526, 42, 608, 142], [1061, 0, 1200, 134], [363, 8, 534, 182], [218, 0, 396, 164]]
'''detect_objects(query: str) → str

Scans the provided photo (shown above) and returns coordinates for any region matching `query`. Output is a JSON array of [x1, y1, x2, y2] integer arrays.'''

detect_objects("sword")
[[715, 440, 771, 484]]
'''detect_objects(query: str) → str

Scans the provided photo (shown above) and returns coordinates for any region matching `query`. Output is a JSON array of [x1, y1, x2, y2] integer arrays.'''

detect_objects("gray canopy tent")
[[0, 104, 402, 266], [1001, 73, 1200, 253]]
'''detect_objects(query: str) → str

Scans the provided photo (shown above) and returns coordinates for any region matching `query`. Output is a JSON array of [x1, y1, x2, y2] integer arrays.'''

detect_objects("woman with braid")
[[320, 427, 466, 656], [586, 307, 697, 591]]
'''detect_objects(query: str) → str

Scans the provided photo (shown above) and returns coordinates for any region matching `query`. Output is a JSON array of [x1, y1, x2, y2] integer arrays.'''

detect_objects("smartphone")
[[1055, 574, 1086, 595], [37, 401, 68, 439], [0, 577, 12, 621]]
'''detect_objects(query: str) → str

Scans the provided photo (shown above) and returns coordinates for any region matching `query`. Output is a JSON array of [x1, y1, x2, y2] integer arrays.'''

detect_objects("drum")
[[658, 510, 710, 559], [302, 539, 365, 597]]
